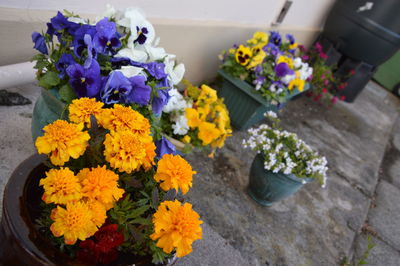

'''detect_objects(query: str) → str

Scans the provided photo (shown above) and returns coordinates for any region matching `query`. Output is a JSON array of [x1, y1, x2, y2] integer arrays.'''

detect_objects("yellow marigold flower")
[[150, 200, 203, 257], [197, 85, 218, 104], [182, 135, 191, 144], [288, 78, 305, 92], [104, 131, 156, 173], [50, 201, 98, 245], [35, 120, 90, 166], [247, 50, 266, 69], [77, 166, 124, 210], [97, 104, 151, 136], [277, 55, 294, 69], [87, 200, 107, 227], [39, 168, 82, 205], [198, 122, 221, 145], [185, 108, 201, 128], [154, 154, 196, 194], [68, 97, 104, 128], [247, 31, 269, 46], [235, 45, 252, 66]]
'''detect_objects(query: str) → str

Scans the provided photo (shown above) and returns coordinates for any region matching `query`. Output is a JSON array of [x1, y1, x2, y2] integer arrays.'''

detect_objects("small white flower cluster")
[[162, 88, 192, 135], [243, 120, 328, 187], [281, 57, 313, 85]]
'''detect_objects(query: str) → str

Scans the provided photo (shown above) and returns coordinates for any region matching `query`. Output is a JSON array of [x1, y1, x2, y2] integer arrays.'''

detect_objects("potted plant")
[[219, 31, 312, 130], [1, 98, 202, 265], [243, 112, 328, 206], [160, 80, 232, 157], [298, 42, 350, 105], [30, 6, 185, 141]]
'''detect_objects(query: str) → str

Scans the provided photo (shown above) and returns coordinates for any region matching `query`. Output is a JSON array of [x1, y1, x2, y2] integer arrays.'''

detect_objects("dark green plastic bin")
[[218, 70, 306, 130], [31, 88, 66, 141], [248, 154, 313, 206]]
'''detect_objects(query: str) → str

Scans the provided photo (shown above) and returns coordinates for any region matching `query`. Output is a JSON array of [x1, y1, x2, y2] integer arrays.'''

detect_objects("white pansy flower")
[[115, 47, 148, 63], [116, 65, 145, 78], [293, 57, 302, 68], [68, 17, 88, 24], [281, 73, 296, 84], [164, 55, 185, 85], [172, 115, 189, 135]]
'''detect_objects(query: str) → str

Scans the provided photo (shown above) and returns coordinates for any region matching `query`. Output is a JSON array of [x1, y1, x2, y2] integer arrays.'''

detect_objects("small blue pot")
[[248, 153, 314, 206]]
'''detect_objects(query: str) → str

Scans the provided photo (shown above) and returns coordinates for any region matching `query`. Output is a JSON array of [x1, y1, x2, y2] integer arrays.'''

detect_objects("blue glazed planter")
[[31, 88, 66, 141], [248, 153, 314, 206], [218, 70, 308, 130]]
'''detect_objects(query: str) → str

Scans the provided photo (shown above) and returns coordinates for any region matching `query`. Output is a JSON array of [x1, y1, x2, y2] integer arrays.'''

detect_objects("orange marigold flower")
[[103, 131, 156, 173], [97, 104, 151, 136], [68, 97, 104, 128], [87, 200, 107, 227], [197, 122, 221, 145], [77, 166, 124, 210], [39, 168, 82, 205], [50, 201, 98, 245], [154, 154, 196, 194], [150, 200, 202, 257], [35, 120, 90, 166]]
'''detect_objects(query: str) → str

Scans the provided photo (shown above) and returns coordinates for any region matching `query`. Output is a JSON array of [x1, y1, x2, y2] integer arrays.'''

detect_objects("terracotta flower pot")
[[0, 155, 174, 265]]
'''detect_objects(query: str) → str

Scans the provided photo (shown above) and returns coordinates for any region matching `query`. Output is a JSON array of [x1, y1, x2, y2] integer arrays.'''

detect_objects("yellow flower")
[[182, 135, 191, 144], [247, 50, 266, 69], [211, 132, 232, 148], [35, 120, 90, 166], [104, 131, 156, 173], [228, 48, 236, 54], [50, 201, 98, 245], [150, 200, 203, 257], [185, 108, 201, 128], [289, 42, 298, 50], [39, 168, 82, 205], [288, 78, 305, 92], [197, 85, 218, 104], [98, 104, 151, 136], [198, 122, 221, 145], [87, 200, 107, 227], [68, 97, 104, 128], [77, 166, 124, 210], [277, 55, 294, 69], [235, 45, 252, 66], [247, 31, 269, 46], [154, 154, 196, 194]]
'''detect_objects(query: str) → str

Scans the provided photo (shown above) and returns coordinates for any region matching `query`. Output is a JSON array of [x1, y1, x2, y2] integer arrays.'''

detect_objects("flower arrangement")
[[160, 80, 232, 155], [220, 31, 313, 103], [298, 42, 350, 104], [243, 111, 328, 187], [31, 6, 184, 119], [34, 97, 202, 264]]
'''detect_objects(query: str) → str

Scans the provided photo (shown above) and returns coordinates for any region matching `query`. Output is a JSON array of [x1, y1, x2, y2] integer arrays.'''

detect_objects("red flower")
[[340, 95, 346, 101], [77, 224, 124, 265], [319, 52, 328, 59], [322, 88, 328, 94]]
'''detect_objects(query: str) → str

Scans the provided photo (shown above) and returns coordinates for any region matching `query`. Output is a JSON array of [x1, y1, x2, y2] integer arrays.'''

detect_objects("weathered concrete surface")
[[0, 84, 38, 215], [367, 180, 400, 250], [353, 234, 400, 266]]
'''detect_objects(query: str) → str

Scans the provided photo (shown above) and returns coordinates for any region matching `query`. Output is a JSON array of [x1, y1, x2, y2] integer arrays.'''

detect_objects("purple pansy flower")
[[73, 24, 97, 58], [155, 137, 177, 159], [66, 59, 101, 98], [32, 32, 48, 54], [286, 34, 295, 45], [134, 26, 149, 45], [100, 71, 132, 105], [83, 34, 97, 68], [141, 62, 167, 80], [56, 53, 75, 79], [126, 75, 152, 105], [93, 18, 121, 55], [152, 79, 171, 115], [275, 62, 294, 77], [269, 31, 282, 46], [50, 11, 79, 34]]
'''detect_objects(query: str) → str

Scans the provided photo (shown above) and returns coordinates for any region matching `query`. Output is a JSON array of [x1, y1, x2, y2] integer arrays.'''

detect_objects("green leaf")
[[38, 71, 60, 89], [128, 217, 151, 225], [59, 84, 77, 103], [126, 205, 150, 219]]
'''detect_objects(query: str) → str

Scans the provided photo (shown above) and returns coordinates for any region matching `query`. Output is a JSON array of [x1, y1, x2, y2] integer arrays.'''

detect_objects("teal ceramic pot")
[[31, 88, 66, 141], [248, 153, 314, 206], [218, 70, 308, 130]]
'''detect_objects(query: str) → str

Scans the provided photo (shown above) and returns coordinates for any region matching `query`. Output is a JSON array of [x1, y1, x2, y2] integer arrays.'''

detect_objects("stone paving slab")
[[368, 180, 400, 251], [353, 234, 400, 266]]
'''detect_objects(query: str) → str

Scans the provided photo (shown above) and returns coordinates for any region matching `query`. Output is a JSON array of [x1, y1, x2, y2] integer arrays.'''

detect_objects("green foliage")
[[59, 84, 77, 103], [38, 71, 60, 89]]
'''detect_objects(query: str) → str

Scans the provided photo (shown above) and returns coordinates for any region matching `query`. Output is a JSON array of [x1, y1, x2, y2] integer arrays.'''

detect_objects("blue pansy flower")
[[83, 34, 97, 68], [269, 31, 282, 46], [56, 53, 75, 79], [152, 79, 171, 115], [155, 136, 177, 159], [141, 62, 168, 80], [126, 75, 152, 105], [31, 32, 48, 54], [100, 71, 133, 105], [73, 24, 97, 58], [50, 11, 79, 34], [274, 62, 294, 77], [66, 59, 101, 98], [93, 18, 121, 55], [286, 34, 295, 45]]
